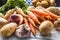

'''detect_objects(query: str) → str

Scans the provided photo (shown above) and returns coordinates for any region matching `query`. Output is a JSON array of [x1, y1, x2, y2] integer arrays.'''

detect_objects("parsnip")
[[16, 7, 28, 17], [4, 9, 15, 20], [0, 17, 8, 28]]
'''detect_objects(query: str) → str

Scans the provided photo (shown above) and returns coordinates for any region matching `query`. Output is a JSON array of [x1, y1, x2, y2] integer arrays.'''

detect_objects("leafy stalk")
[[0, 0, 29, 14]]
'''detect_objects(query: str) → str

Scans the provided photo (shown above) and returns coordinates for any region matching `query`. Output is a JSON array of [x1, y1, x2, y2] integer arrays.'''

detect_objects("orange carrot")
[[40, 7, 60, 18], [24, 17, 29, 25], [28, 18, 36, 27], [32, 11, 41, 19], [37, 9, 58, 20], [27, 11, 40, 24], [30, 9, 49, 16], [28, 18, 39, 29], [29, 23, 36, 36], [32, 11, 46, 21]]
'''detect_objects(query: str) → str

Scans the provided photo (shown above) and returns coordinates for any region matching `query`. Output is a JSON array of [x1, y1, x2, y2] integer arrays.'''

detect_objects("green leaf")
[[0, 0, 29, 14]]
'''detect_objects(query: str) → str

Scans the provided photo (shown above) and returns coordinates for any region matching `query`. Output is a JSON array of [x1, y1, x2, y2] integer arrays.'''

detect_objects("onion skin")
[[8, 14, 23, 25], [54, 19, 60, 31], [15, 24, 31, 38], [39, 21, 53, 36]]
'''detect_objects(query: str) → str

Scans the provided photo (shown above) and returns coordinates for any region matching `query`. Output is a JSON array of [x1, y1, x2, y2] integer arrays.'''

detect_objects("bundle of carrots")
[[26, 6, 60, 36]]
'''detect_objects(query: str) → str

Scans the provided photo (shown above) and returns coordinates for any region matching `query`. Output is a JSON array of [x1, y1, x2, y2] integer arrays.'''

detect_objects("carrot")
[[24, 17, 29, 25], [36, 8, 58, 20], [32, 11, 41, 19], [30, 9, 49, 17], [40, 7, 60, 18], [27, 11, 40, 24], [16, 7, 28, 17], [29, 23, 36, 36], [31, 11, 46, 21], [28, 18, 39, 30], [45, 16, 57, 21], [28, 18, 36, 27]]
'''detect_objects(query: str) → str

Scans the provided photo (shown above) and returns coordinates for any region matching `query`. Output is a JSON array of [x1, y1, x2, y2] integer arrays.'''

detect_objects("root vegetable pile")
[[0, 6, 60, 38]]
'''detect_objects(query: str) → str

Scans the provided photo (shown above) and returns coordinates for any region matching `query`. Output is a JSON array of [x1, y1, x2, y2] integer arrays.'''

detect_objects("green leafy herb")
[[0, 0, 29, 14]]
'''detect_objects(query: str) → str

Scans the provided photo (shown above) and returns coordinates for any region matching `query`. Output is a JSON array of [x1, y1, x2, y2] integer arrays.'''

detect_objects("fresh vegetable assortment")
[[0, 0, 60, 38]]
